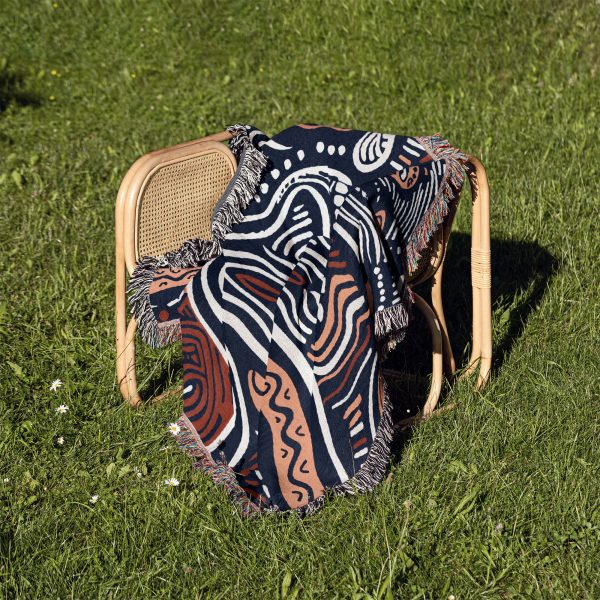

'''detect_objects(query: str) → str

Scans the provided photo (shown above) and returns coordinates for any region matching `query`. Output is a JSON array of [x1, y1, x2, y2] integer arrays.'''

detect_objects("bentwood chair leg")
[[116, 191, 142, 406], [124, 318, 142, 406], [461, 155, 491, 389], [413, 292, 443, 417], [430, 259, 456, 377], [116, 309, 130, 402], [469, 156, 492, 389], [117, 324, 129, 401], [116, 287, 141, 406], [116, 228, 134, 403], [462, 158, 482, 379]]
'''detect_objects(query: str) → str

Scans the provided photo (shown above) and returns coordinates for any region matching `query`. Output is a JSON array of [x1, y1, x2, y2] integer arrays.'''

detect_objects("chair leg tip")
[[128, 394, 142, 407]]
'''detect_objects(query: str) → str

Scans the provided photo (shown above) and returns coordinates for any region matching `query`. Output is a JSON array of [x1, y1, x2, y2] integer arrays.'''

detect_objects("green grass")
[[1, 0, 599, 597]]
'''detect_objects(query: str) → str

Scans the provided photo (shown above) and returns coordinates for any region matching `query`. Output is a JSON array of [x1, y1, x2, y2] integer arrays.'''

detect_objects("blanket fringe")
[[174, 416, 262, 518], [298, 374, 395, 517], [374, 301, 410, 339], [127, 124, 267, 348], [126, 255, 162, 348], [406, 135, 467, 276], [156, 319, 182, 346], [373, 287, 415, 359], [211, 124, 268, 241]]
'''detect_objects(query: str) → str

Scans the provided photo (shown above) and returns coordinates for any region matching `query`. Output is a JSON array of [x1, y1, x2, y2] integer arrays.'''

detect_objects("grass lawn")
[[1, 0, 598, 597]]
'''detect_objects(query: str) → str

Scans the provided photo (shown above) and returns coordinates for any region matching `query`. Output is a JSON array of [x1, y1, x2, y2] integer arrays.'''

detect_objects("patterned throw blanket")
[[128, 124, 466, 516]]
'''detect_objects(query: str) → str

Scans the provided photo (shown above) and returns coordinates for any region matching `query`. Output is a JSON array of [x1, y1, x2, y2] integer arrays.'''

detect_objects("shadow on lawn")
[[0, 69, 40, 113], [142, 357, 184, 402], [441, 232, 557, 372], [385, 233, 557, 437]]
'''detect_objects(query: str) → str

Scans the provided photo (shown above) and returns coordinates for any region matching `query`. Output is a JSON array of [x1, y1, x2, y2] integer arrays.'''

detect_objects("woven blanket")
[[128, 124, 466, 516]]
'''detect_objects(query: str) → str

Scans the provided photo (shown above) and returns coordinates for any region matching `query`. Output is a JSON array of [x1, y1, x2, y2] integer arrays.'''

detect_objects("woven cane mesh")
[[137, 152, 234, 259]]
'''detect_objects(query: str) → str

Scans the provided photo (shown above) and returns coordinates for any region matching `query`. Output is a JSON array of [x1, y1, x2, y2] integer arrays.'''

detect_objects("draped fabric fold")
[[127, 124, 467, 516]]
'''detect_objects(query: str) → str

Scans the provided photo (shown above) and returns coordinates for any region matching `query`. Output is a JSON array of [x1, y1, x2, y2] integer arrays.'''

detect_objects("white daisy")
[[55, 404, 69, 414], [164, 477, 180, 487], [57, 436, 64, 445], [2, 478, 9, 483], [167, 422, 181, 436], [50, 379, 63, 392], [89, 494, 99, 504]]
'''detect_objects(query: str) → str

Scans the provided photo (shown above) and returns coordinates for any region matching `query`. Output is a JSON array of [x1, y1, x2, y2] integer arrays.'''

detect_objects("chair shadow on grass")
[[0, 69, 40, 114], [140, 353, 184, 403], [386, 233, 557, 456]]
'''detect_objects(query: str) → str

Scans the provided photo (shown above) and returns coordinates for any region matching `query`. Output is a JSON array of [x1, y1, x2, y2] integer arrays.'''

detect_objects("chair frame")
[[115, 131, 491, 416]]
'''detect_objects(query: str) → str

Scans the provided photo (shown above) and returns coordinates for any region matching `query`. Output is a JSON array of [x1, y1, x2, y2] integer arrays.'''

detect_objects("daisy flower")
[[50, 379, 63, 392], [57, 436, 64, 445], [55, 404, 69, 414], [167, 422, 181, 436], [89, 494, 99, 504], [164, 477, 180, 487]]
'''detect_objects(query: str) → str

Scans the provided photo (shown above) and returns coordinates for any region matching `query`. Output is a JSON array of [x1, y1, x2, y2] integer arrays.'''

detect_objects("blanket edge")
[[407, 135, 467, 276]]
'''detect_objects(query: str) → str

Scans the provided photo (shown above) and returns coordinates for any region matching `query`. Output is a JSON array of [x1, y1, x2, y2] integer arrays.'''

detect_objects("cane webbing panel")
[[136, 152, 234, 260]]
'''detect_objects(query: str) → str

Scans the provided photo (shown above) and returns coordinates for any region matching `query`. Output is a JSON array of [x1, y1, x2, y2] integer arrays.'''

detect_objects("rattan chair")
[[115, 131, 491, 417]]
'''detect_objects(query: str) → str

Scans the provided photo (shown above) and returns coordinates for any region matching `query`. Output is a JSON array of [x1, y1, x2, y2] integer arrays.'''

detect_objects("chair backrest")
[[116, 137, 236, 275]]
